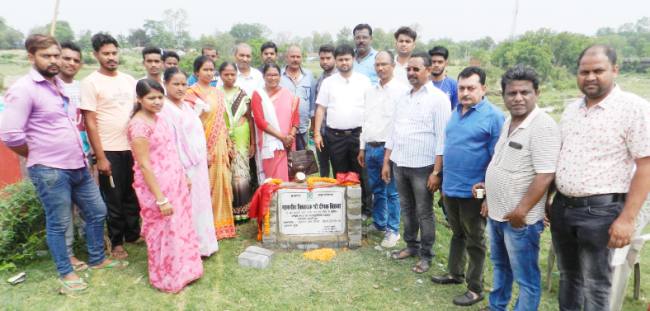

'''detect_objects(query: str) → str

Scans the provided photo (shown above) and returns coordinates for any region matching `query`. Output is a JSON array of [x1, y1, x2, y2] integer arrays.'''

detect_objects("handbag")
[[287, 149, 319, 178]]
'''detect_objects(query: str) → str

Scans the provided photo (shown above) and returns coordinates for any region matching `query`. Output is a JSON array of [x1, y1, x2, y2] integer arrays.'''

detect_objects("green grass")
[[2, 207, 649, 310]]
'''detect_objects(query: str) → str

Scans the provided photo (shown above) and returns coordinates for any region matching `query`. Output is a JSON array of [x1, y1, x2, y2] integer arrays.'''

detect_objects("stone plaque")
[[277, 188, 346, 236]]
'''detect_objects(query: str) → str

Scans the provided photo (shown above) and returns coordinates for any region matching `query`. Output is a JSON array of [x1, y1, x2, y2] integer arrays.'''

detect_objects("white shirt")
[[393, 56, 409, 85], [386, 83, 451, 168], [360, 78, 409, 149], [316, 72, 372, 130]]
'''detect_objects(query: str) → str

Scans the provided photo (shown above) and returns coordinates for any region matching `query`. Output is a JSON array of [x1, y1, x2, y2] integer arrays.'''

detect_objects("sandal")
[[90, 259, 129, 270], [59, 277, 88, 295], [72, 261, 88, 272], [411, 259, 431, 274], [111, 248, 129, 260], [390, 248, 416, 260]]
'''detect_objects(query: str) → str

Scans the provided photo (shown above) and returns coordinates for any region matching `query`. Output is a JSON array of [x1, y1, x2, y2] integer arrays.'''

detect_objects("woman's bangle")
[[156, 197, 169, 206]]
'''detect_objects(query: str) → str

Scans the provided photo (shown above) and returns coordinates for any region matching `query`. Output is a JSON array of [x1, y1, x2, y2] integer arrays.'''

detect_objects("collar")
[[409, 82, 435, 96], [355, 48, 377, 62], [579, 85, 620, 110], [511, 107, 540, 129], [456, 97, 489, 113], [29, 68, 63, 89], [377, 77, 398, 90]]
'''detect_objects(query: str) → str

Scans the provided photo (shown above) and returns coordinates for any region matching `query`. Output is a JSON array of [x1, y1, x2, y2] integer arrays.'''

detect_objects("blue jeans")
[[488, 218, 543, 311], [365, 144, 399, 232], [28, 165, 107, 277]]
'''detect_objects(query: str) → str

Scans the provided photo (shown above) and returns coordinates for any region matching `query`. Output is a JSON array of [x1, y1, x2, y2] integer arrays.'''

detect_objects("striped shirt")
[[385, 83, 451, 168], [485, 108, 561, 224]]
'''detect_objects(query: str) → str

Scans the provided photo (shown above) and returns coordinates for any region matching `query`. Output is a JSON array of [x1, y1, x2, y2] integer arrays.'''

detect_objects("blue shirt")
[[354, 48, 378, 85], [443, 98, 505, 198], [432, 77, 459, 111], [187, 74, 218, 87], [280, 67, 315, 134]]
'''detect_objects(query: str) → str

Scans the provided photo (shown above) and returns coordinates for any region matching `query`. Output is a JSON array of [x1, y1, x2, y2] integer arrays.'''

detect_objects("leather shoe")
[[431, 274, 463, 285], [452, 290, 484, 306]]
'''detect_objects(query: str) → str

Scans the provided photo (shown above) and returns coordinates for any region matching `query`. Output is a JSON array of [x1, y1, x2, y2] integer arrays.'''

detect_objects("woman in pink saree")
[[127, 79, 202, 293], [251, 63, 299, 181]]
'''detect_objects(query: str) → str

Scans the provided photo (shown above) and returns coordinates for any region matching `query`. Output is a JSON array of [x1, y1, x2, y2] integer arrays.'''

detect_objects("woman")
[[218, 62, 256, 222], [127, 79, 202, 293], [251, 63, 299, 181], [161, 67, 219, 256], [186, 56, 236, 239]]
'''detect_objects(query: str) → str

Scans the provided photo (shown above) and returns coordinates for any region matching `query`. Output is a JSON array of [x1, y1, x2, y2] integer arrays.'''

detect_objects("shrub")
[[0, 181, 46, 271]]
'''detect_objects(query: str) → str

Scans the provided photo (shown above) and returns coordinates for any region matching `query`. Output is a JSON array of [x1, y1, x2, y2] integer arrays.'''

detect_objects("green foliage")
[[229, 23, 269, 43], [0, 181, 46, 271], [29, 20, 75, 43], [335, 27, 353, 46], [0, 17, 24, 49], [491, 39, 554, 80]]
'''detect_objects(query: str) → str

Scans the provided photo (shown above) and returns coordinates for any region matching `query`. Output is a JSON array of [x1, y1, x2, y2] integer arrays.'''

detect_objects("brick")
[[245, 246, 274, 257], [238, 252, 271, 269]]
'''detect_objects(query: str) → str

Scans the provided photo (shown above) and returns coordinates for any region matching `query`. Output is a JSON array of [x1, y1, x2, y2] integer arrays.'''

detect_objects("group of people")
[[1, 22, 649, 311]]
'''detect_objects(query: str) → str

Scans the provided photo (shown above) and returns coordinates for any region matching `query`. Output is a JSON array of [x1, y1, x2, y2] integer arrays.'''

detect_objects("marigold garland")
[[306, 177, 337, 188]]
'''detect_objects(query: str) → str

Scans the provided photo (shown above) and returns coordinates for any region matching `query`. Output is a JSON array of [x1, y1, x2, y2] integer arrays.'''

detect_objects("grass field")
[[2, 207, 649, 311]]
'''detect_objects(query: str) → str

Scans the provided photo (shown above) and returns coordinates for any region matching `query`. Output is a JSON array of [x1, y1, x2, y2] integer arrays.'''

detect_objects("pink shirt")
[[556, 86, 650, 197], [0, 69, 86, 169]]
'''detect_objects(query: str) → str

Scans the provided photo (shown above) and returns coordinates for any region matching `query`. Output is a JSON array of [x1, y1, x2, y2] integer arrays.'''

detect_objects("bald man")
[[280, 45, 315, 150], [226, 43, 264, 95]]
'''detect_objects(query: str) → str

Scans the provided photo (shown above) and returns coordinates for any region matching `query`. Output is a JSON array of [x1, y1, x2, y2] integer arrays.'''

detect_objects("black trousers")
[[325, 128, 369, 212], [98, 151, 141, 247]]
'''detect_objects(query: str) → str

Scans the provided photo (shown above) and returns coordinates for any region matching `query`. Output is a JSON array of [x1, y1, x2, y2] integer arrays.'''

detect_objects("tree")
[[30, 20, 75, 42], [143, 19, 174, 48], [335, 27, 352, 46], [0, 18, 24, 49], [312, 31, 334, 52], [162, 9, 192, 49], [371, 27, 394, 51], [127, 28, 151, 47], [229, 23, 269, 42]]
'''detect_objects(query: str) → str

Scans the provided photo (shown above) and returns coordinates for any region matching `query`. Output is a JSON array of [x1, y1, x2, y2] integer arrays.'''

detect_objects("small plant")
[[0, 181, 47, 271]]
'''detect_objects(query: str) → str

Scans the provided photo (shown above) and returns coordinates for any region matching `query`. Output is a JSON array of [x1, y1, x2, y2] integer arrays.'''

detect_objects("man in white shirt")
[[392, 26, 417, 84], [382, 52, 451, 274], [357, 51, 409, 248], [314, 44, 372, 211], [231, 43, 264, 96]]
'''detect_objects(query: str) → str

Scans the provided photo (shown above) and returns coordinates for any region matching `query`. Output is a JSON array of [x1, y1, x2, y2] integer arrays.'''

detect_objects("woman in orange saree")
[[185, 56, 236, 239]]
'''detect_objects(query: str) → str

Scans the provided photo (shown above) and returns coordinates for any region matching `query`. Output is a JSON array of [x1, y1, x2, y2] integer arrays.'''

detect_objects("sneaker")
[[380, 231, 400, 248]]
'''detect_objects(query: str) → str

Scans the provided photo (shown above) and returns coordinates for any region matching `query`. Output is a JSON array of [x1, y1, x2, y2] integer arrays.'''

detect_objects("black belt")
[[326, 127, 361, 136], [557, 192, 626, 208], [366, 141, 385, 148]]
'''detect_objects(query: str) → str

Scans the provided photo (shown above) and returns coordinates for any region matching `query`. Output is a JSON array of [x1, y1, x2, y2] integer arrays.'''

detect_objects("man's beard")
[[37, 65, 59, 78]]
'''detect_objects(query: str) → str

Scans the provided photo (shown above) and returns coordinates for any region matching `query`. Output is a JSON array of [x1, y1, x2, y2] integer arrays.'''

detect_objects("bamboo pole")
[[49, 0, 60, 36]]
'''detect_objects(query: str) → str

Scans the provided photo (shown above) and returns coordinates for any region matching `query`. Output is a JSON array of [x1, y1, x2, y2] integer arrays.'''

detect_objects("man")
[[80, 33, 140, 260], [228, 43, 264, 96], [141, 46, 163, 84], [352, 24, 378, 85], [393, 26, 417, 84], [358, 51, 409, 248], [259, 41, 278, 71], [280, 45, 314, 151], [58, 40, 93, 272], [188, 45, 219, 86], [314, 44, 371, 211], [311, 44, 336, 177], [432, 66, 504, 307], [551, 44, 650, 311], [476, 65, 561, 311], [0, 34, 121, 294], [381, 52, 451, 271], [429, 46, 459, 110], [162, 50, 180, 69]]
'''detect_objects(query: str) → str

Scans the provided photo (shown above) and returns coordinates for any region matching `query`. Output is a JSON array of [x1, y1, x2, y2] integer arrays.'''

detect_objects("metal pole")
[[49, 0, 60, 36]]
